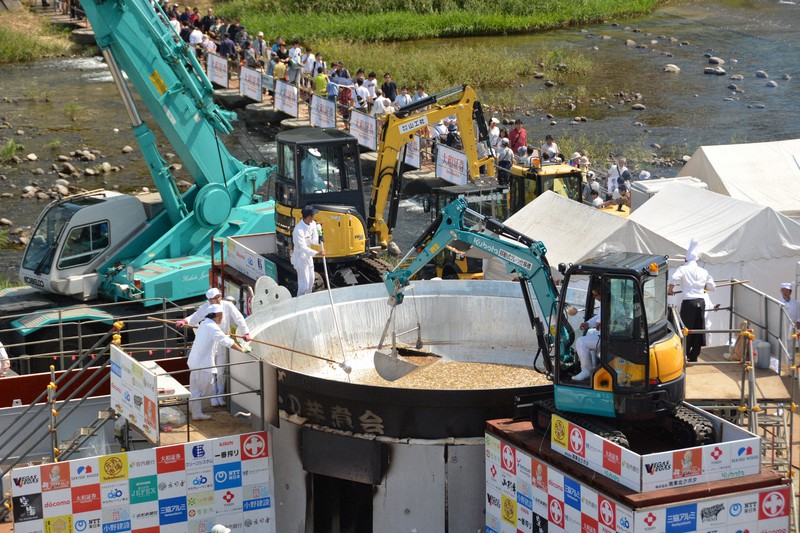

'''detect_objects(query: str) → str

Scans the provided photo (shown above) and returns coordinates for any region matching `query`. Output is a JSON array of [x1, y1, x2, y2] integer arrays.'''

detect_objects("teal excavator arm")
[[384, 198, 567, 371], [81, 0, 271, 267]]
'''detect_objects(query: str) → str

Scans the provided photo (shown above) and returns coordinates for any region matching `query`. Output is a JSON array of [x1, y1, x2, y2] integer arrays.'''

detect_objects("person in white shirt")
[[292, 205, 325, 296], [0, 340, 11, 378], [393, 87, 412, 108], [489, 117, 500, 155], [574, 283, 602, 380], [371, 89, 391, 117], [606, 157, 628, 200], [779, 282, 800, 360], [540, 134, 559, 160], [411, 85, 428, 102], [668, 238, 715, 362], [301, 47, 316, 76], [185, 303, 247, 419], [178, 287, 250, 406], [353, 78, 371, 110], [188, 26, 203, 46], [201, 35, 217, 58], [288, 40, 302, 60], [363, 72, 378, 99]]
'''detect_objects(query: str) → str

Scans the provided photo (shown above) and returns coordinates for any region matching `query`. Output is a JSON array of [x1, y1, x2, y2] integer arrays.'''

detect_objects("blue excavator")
[[379, 198, 714, 449]]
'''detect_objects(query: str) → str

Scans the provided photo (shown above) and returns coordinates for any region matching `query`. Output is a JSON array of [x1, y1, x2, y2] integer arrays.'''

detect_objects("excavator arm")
[[368, 85, 495, 247], [82, 0, 270, 232], [384, 198, 565, 371]]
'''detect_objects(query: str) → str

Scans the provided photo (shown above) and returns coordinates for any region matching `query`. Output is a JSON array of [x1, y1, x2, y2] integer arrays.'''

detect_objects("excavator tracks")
[[673, 404, 716, 448], [532, 400, 717, 452], [356, 256, 393, 283], [532, 399, 631, 449]]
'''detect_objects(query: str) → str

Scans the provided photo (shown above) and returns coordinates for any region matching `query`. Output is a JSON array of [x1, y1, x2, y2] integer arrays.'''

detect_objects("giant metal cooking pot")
[[247, 280, 549, 439]]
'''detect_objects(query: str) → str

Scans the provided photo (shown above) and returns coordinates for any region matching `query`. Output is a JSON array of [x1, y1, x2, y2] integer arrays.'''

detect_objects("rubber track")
[[357, 256, 393, 283], [535, 399, 630, 449], [674, 404, 715, 447]]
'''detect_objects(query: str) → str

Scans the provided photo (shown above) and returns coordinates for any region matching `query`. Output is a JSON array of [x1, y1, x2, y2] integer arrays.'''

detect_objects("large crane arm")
[[384, 198, 564, 368], [368, 85, 495, 247], [82, 0, 268, 212]]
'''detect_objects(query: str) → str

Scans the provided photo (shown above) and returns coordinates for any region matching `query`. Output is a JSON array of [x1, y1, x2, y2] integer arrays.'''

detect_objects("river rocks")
[[730, 74, 744, 81], [664, 64, 681, 73], [31, 168, 44, 176], [55, 178, 70, 187], [176, 179, 191, 190], [631, 103, 646, 110], [387, 242, 401, 257], [755, 70, 768, 78], [651, 143, 662, 150], [708, 56, 725, 65], [0, 193, 12, 199], [10, 155, 22, 164], [35, 191, 49, 200], [601, 35, 611, 40], [121, 145, 133, 154], [0, 218, 12, 226], [782, 74, 792, 80], [544, 80, 555, 87], [16, 129, 24, 136], [625, 39, 637, 47], [682, 155, 691, 163], [26, 153, 38, 161], [545, 114, 554, 119], [766, 80, 778, 88], [704, 67, 726, 75], [727, 84, 739, 91], [84, 168, 97, 176], [53, 184, 69, 196], [60, 162, 77, 175], [532, 72, 544, 79], [57, 154, 70, 162]]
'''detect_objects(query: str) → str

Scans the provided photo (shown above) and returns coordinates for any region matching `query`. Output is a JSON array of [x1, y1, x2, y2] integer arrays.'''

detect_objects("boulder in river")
[[631, 103, 646, 110], [625, 39, 637, 47], [26, 153, 37, 161], [755, 70, 769, 79], [730, 74, 744, 81], [121, 145, 134, 154], [0, 218, 12, 226], [664, 64, 681, 73], [766, 80, 778, 88], [708, 57, 725, 65], [704, 67, 726, 75]]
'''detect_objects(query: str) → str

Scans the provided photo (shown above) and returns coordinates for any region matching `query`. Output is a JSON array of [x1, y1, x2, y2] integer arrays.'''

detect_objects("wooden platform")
[[685, 345, 794, 402]]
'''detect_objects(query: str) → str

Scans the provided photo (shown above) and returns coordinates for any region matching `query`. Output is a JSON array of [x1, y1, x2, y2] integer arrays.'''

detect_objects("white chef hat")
[[685, 238, 699, 262], [780, 282, 792, 291], [207, 303, 223, 314], [206, 287, 221, 299]]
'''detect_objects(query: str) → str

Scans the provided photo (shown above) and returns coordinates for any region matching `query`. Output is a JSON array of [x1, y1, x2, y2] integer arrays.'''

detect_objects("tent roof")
[[628, 182, 800, 264], [677, 139, 800, 216]]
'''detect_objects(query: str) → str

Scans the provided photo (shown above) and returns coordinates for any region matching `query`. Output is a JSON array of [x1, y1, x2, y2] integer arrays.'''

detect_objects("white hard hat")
[[571, 152, 581, 160], [206, 287, 221, 299]]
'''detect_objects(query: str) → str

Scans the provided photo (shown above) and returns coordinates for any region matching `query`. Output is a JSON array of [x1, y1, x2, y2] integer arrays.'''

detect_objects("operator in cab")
[[301, 147, 333, 193], [573, 282, 602, 381], [291, 205, 325, 296]]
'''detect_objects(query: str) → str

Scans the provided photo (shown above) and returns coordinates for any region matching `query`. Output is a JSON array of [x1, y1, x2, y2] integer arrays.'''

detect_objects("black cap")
[[301, 205, 318, 218]]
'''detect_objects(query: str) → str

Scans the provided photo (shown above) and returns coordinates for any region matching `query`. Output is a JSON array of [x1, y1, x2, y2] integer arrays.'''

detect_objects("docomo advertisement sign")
[[110, 344, 160, 444], [350, 109, 377, 150], [206, 53, 228, 88], [485, 433, 790, 533], [404, 135, 420, 169], [275, 80, 298, 117], [10, 432, 275, 533], [436, 144, 468, 185], [310, 95, 336, 128], [239, 66, 263, 102]]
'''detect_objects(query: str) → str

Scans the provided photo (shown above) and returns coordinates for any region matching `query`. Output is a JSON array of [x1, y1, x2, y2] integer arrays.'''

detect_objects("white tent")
[[628, 182, 800, 294], [677, 139, 800, 218], [485, 186, 800, 296]]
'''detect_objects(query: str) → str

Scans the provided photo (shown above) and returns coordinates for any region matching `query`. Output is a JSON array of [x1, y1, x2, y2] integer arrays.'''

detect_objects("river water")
[[1, 0, 799, 279]]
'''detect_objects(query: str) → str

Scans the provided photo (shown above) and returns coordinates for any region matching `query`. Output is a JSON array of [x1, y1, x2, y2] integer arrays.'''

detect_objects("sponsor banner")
[[239, 66, 263, 102], [350, 109, 377, 150], [261, 73, 274, 93], [11, 432, 275, 533], [206, 53, 228, 88], [550, 410, 760, 492], [310, 95, 336, 128], [275, 80, 298, 117], [487, 432, 788, 532], [404, 135, 420, 169], [435, 144, 468, 185], [110, 345, 160, 444]]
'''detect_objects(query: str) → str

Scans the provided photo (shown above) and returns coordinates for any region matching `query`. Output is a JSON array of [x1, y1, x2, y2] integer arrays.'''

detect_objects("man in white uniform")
[[292, 205, 325, 296], [185, 304, 246, 420], [668, 238, 715, 362], [606, 157, 628, 200], [177, 287, 250, 406], [779, 282, 800, 361], [573, 284, 602, 381], [0, 340, 11, 378]]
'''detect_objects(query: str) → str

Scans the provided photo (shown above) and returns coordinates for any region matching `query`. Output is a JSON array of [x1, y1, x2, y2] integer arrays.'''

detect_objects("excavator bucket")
[[373, 347, 421, 382]]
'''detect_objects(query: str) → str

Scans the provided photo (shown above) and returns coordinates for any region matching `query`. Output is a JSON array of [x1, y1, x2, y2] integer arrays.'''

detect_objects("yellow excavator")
[[271, 85, 495, 289]]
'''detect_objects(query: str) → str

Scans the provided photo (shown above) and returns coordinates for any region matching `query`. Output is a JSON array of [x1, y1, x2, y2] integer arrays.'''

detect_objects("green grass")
[[0, 10, 73, 64], [0, 138, 24, 161], [222, 0, 659, 41], [63, 101, 86, 122]]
